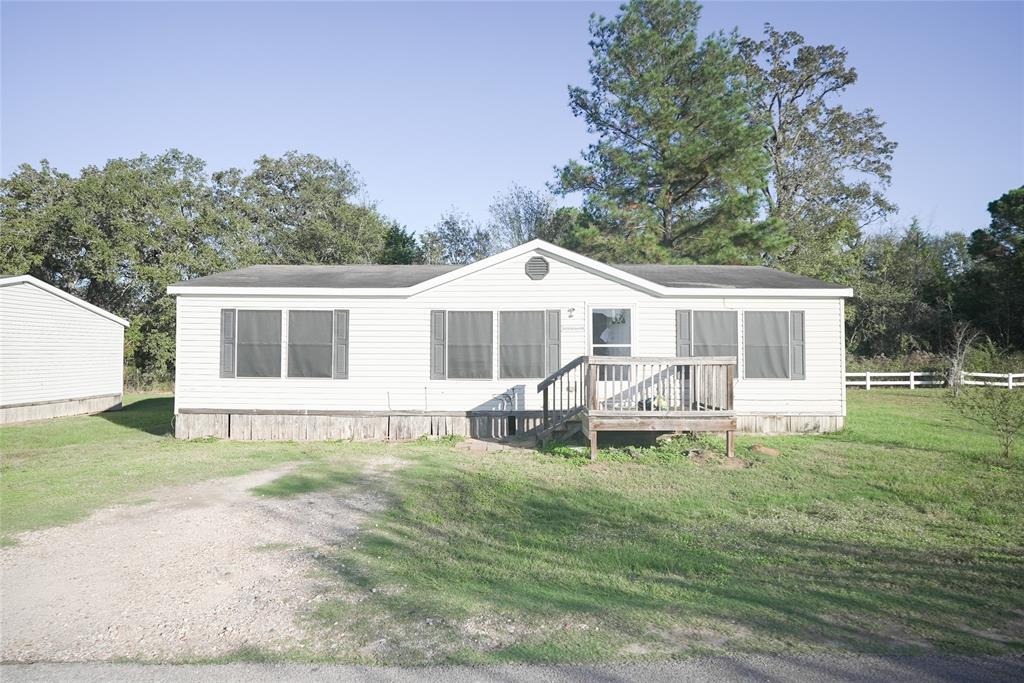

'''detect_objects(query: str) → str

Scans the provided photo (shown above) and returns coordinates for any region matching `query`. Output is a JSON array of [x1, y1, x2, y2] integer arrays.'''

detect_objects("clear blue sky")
[[2, 1, 1021, 236]]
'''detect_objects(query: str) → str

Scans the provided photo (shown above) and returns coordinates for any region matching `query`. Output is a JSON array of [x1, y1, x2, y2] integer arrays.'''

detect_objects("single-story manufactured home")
[[0, 275, 129, 424], [168, 240, 852, 454]]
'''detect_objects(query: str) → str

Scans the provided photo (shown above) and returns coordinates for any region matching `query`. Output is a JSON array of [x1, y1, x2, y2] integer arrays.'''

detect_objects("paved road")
[[3, 656, 1023, 682]]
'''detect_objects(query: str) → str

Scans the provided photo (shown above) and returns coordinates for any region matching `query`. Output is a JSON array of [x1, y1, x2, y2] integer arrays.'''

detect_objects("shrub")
[[948, 386, 1024, 464]]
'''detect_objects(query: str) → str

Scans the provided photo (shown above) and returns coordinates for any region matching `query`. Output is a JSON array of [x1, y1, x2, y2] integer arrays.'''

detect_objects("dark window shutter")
[[791, 311, 805, 380], [430, 310, 446, 379], [220, 309, 236, 378], [675, 310, 691, 357], [545, 309, 561, 375], [333, 310, 349, 379]]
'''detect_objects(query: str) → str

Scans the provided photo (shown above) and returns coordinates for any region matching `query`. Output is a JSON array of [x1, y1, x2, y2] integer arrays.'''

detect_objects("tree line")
[[1, 0, 1020, 383]]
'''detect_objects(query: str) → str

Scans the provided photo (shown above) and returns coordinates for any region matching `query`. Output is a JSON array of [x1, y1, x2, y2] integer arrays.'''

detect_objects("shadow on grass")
[[99, 396, 175, 437], [251, 464, 360, 497], [311, 456, 1024, 661]]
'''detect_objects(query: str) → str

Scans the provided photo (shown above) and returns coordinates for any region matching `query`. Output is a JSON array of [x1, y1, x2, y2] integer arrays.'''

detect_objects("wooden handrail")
[[536, 355, 587, 391]]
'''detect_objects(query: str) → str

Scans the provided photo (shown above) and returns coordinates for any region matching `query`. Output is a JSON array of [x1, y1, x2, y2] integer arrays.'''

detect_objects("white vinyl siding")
[[0, 281, 124, 407], [173, 249, 846, 416]]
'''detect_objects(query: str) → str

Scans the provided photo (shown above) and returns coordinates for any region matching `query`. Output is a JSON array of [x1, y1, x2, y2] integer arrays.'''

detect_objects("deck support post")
[[589, 429, 597, 461], [542, 389, 549, 430], [726, 429, 735, 459]]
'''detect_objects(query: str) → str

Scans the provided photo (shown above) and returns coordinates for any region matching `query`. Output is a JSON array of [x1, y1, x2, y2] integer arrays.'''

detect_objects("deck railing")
[[538, 356, 736, 431]]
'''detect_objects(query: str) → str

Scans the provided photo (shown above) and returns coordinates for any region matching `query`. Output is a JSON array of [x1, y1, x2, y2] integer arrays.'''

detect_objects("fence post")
[[865, 371, 871, 391], [1010, 374, 1015, 390], [909, 371, 916, 390]]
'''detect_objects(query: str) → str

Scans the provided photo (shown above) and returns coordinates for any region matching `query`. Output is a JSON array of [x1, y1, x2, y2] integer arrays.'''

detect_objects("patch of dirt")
[[0, 457, 403, 662], [750, 444, 781, 456]]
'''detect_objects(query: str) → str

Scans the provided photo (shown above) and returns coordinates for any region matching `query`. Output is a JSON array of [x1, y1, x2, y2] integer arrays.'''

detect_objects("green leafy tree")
[[0, 151, 228, 382], [847, 221, 968, 356], [740, 26, 896, 280], [217, 152, 391, 265], [557, 0, 786, 264], [960, 187, 1024, 348], [419, 210, 491, 264], [0, 150, 402, 382], [379, 223, 424, 264], [485, 184, 558, 251]]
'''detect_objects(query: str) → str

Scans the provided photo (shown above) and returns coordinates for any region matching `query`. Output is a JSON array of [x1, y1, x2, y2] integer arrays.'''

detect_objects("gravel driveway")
[[1, 459, 398, 662]]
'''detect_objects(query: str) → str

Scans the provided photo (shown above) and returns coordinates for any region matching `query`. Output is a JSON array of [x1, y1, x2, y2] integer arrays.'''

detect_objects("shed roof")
[[0, 275, 130, 327]]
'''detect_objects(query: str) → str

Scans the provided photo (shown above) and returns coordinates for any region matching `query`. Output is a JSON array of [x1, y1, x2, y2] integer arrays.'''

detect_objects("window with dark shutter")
[[791, 311, 805, 380], [430, 310, 446, 379], [545, 309, 561, 375], [448, 311, 493, 379], [499, 311, 545, 378], [334, 310, 349, 379], [693, 311, 738, 357], [287, 311, 333, 378], [675, 310, 691, 357], [220, 309, 236, 377], [744, 311, 790, 379], [236, 310, 282, 377]]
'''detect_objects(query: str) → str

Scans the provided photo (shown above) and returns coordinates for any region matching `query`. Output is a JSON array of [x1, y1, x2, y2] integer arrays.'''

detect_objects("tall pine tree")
[[557, 0, 788, 264]]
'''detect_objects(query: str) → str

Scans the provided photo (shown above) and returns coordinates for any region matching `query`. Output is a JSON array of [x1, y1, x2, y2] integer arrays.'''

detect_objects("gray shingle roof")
[[171, 264, 461, 289], [613, 264, 847, 289], [171, 262, 845, 290]]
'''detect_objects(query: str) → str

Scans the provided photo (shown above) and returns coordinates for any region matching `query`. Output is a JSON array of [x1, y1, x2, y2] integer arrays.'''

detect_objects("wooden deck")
[[538, 356, 737, 460]]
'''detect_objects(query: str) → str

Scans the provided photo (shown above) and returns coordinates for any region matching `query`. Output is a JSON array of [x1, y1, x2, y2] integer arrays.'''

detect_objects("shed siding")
[[0, 281, 124, 407], [174, 249, 846, 417]]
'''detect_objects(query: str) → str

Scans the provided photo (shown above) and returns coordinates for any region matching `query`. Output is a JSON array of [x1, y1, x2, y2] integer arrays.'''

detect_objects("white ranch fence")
[[846, 371, 1024, 390]]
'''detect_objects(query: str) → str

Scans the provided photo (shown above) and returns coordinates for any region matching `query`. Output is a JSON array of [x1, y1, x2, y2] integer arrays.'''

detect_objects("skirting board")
[[736, 414, 844, 434], [174, 411, 844, 441], [0, 393, 123, 425], [174, 411, 548, 441]]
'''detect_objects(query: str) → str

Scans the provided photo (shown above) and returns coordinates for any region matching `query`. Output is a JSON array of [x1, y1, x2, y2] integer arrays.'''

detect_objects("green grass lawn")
[[1, 390, 1022, 662], [0, 394, 377, 538]]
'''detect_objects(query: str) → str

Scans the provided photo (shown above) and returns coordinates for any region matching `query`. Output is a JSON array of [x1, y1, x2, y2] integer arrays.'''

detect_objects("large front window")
[[447, 311, 493, 379], [744, 311, 790, 378], [693, 311, 738, 357], [287, 311, 334, 378], [236, 310, 282, 377], [499, 311, 545, 378]]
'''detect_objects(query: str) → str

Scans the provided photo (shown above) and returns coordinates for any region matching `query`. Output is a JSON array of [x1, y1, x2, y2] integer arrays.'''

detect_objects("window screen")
[[448, 311, 493, 379], [236, 310, 282, 377], [693, 311, 738, 357], [500, 311, 545, 378], [288, 311, 333, 378], [745, 312, 790, 379]]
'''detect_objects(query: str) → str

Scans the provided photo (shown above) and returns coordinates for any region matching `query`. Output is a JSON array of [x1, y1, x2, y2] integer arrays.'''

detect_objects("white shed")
[[168, 240, 852, 451], [0, 275, 129, 424]]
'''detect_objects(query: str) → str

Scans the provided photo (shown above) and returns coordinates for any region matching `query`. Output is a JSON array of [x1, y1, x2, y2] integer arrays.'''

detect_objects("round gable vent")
[[525, 256, 549, 280]]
